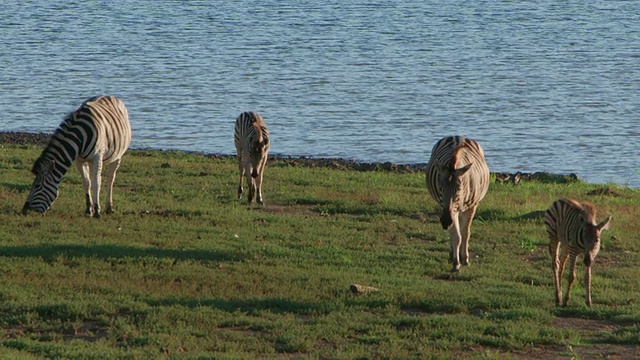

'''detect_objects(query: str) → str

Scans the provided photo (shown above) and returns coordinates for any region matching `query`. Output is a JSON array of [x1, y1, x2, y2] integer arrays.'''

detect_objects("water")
[[1, 1, 639, 186]]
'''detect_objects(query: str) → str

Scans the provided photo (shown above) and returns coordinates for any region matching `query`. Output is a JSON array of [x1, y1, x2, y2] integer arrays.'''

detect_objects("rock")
[[350, 284, 379, 294]]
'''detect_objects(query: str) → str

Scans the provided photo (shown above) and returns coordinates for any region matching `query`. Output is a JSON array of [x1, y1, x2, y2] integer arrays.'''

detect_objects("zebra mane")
[[450, 143, 469, 169], [32, 112, 79, 174], [581, 202, 597, 223], [252, 120, 263, 144], [31, 148, 56, 174]]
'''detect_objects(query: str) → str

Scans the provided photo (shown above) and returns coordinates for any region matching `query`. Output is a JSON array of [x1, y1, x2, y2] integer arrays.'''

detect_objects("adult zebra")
[[426, 136, 490, 272], [22, 95, 132, 218], [545, 198, 611, 307], [234, 112, 270, 205]]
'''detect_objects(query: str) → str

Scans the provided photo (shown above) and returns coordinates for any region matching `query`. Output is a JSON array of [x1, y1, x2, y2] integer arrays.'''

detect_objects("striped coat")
[[22, 95, 132, 218], [234, 112, 270, 205], [426, 136, 490, 272], [545, 198, 611, 306]]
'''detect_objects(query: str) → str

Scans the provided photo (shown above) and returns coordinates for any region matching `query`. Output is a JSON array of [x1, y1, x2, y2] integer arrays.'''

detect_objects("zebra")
[[544, 198, 611, 307], [234, 112, 270, 205], [22, 95, 132, 218], [426, 136, 490, 272]]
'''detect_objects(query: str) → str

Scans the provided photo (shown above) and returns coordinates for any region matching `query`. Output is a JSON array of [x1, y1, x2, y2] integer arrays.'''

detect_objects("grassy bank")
[[0, 142, 638, 359]]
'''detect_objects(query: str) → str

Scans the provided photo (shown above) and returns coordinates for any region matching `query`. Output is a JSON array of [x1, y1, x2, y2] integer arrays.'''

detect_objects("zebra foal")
[[22, 95, 132, 218], [426, 136, 490, 272], [545, 198, 611, 307], [234, 112, 270, 205]]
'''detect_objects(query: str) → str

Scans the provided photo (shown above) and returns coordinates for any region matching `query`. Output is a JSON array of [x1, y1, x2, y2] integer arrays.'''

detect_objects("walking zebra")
[[234, 112, 270, 205], [22, 95, 132, 218], [545, 198, 611, 307], [426, 136, 490, 272]]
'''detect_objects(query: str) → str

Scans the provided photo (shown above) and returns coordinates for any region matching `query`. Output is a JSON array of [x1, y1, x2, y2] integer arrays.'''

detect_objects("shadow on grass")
[[1, 182, 30, 192], [0, 244, 245, 263], [313, 203, 421, 218], [476, 208, 510, 222], [147, 297, 345, 316], [147, 293, 399, 317]]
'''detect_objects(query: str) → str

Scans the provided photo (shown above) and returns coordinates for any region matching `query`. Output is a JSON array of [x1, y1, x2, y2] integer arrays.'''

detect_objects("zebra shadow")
[[1, 182, 30, 192], [475, 208, 546, 223], [475, 208, 510, 222], [145, 297, 339, 316], [0, 244, 245, 263]]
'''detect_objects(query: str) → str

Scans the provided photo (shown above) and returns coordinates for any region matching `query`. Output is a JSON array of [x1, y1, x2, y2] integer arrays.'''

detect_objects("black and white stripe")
[[426, 136, 490, 272], [545, 198, 611, 307], [234, 112, 270, 205], [22, 95, 132, 218]]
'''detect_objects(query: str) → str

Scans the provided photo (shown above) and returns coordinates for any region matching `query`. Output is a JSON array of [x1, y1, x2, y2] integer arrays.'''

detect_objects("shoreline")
[[0, 131, 579, 183]]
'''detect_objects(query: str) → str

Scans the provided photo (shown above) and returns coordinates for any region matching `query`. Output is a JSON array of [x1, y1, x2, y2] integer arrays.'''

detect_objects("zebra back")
[[234, 112, 270, 155], [426, 136, 490, 211], [77, 95, 131, 162]]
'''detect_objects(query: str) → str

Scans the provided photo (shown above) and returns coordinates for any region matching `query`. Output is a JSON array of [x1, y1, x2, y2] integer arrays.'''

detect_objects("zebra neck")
[[40, 133, 81, 179]]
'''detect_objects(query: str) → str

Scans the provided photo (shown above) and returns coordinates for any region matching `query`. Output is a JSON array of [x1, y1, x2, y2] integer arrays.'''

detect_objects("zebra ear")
[[597, 216, 611, 232], [455, 163, 472, 176]]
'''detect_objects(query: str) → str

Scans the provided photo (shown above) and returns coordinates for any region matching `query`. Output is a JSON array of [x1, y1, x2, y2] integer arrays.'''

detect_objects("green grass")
[[0, 143, 639, 359]]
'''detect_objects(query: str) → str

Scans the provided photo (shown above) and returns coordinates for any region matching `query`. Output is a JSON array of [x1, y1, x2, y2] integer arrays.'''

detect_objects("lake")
[[1, 1, 639, 186]]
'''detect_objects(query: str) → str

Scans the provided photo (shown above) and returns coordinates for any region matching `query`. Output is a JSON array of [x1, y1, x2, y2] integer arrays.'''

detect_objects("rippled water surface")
[[1, 1, 639, 186]]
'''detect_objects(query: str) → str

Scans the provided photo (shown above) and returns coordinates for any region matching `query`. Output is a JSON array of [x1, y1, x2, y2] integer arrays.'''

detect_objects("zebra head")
[[582, 212, 611, 266], [437, 162, 472, 229], [22, 158, 61, 215]]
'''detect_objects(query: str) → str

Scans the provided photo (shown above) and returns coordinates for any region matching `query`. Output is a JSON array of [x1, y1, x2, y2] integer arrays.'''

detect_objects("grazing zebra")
[[426, 136, 490, 272], [234, 112, 270, 205], [22, 95, 132, 218], [545, 198, 611, 307]]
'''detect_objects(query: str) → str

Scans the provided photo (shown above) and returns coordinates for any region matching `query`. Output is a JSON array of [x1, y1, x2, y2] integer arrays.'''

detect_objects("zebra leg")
[[558, 248, 570, 305], [549, 240, 563, 306], [459, 206, 477, 266], [90, 157, 104, 218], [585, 265, 592, 307], [447, 214, 462, 272], [255, 156, 267, 205], [563, 254, 578, 306], [105, 159, 122, 214], [237, 156, 244, 199], [76, 160, 93, 216], [246, 168, 255, 204]]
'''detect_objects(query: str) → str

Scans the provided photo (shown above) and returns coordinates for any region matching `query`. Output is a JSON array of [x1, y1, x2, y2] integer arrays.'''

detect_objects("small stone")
[[350, 284, 379, 294]]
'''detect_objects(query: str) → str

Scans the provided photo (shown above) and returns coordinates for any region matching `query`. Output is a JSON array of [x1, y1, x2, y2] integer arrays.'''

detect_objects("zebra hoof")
[[93, 212, 102, 219]]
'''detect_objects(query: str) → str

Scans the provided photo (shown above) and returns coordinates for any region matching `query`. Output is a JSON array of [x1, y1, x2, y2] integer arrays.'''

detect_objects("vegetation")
[[0, 142, 638, 359]]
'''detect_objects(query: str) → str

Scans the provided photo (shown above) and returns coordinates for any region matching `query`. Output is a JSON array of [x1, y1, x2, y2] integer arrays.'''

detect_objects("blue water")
[[1, 1, 639, 186]]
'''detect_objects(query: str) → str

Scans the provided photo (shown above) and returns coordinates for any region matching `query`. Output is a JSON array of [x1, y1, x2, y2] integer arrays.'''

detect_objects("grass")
[[0, 143, 639, 359]]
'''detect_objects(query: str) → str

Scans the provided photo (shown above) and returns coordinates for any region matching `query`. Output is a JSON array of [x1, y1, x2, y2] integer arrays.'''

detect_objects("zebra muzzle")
[[440, 212, 453, 230]]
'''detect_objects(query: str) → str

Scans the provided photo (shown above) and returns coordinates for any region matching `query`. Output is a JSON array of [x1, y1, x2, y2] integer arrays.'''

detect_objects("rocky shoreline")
[[0, 131, 579, 183]]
